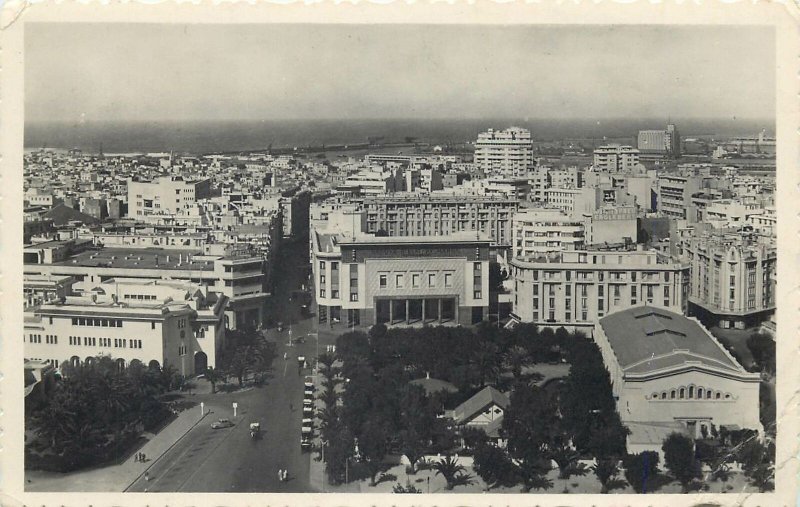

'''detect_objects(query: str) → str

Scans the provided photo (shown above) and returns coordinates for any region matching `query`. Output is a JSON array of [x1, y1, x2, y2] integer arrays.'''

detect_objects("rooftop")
[[51, 247, 215, 271], [598, 306, 744, 375], [451, 386, 509, 425]]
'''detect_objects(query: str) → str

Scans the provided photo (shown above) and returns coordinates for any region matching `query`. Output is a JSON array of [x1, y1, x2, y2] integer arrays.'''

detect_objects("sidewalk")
[[26, 406, 209, 492]]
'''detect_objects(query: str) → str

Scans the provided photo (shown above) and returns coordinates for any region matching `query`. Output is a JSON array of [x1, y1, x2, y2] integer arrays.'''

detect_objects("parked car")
[[300, 438, 312, 451], [211, 418, 234, 429]]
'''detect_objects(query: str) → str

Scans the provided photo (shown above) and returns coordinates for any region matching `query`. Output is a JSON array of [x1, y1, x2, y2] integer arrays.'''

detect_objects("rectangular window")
[[331, 262, 339, 271], [319, 260, 325, 270], [565, 285, 572, 297], [320, 288, 326, 298], [444, 273, 453, 287], [474, 262, 481, 273], [320, 274, 326, 284], [331, 290, 339, 299], [474, 291, 482, 299], [72, 317, 78, 325], [664, 272, 670, 282], [395, 273, 404, 288], [428, 273, 436, 287], [379, 274, 388, 288], [631, 272, 637, 282], [664, 286, 670, 298]]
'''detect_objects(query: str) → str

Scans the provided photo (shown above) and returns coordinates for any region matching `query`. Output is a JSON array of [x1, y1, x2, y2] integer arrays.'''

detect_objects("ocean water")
[[24, 118, 774, 155]]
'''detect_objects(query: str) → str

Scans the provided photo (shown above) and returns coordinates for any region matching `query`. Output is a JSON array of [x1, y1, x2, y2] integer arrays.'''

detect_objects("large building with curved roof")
[[594, 305, 762, 455]]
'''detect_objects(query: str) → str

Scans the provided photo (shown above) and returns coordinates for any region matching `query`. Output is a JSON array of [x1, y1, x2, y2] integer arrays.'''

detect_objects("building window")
[[474, 291, 482, 299], [320, 288, 326, 298], [331, 262, 339, 271], [320, 274, 326, 284], [474, 262, 481, 273], [331, 290, 339, 299], [319, 260, 325, 270], [412, 273, 420, 288], [379, 274, 388, 288], [444, 273, 453, 287]]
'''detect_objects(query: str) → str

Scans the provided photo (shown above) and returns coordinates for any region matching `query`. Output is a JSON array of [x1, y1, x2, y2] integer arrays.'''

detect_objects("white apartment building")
[[474, 127, 534, 177], [511, 249, 689, 330], [24, 244, 269, 330], [593, 145, 640, 173], [24, 279, 227, 376], [128, 176, 212, 217], [512, 208, 585, 258], [677, 228, 776, 329]]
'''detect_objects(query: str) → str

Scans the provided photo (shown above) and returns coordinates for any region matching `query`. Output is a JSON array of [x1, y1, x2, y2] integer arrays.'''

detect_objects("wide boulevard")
[[129, 236, 333, 493]]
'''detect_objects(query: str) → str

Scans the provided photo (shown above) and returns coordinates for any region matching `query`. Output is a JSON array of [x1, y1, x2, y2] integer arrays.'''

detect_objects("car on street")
[[304, 376, 314, 388], [211, 418, 234, 429], [304, 388, 314, 399], [303, 405, 314, 415], [300, 438, 312, 451]]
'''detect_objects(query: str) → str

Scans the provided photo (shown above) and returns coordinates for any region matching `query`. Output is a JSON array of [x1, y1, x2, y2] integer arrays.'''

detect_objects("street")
[[129, 236, 336, 493]]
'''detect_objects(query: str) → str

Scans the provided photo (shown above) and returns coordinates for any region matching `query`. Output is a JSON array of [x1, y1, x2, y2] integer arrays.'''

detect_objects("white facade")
[[593, 145, 640, 173], [511, 249, 689, 330], [512, 208, 585, 258], [594, 306, 761, 454], [24, 279, 227, 376], [474, 127, 534, 177]]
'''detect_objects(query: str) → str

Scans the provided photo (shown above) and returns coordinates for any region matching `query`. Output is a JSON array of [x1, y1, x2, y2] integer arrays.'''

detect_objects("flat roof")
[[51, 247, 215, 271], [598, 306, 742, 374]]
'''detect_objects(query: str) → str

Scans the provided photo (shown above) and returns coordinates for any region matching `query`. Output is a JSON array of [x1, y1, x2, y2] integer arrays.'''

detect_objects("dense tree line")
[[26, 356, 176, 472]]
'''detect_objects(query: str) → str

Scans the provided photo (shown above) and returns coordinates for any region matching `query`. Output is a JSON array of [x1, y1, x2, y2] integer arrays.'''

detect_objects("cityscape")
[[20, 23, 777, 496]]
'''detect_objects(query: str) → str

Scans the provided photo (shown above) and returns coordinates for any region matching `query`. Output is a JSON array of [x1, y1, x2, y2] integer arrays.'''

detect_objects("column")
[[438, 299, 442, 324], [389, 300, 393, 325], [422, 299, 426, 323], [406, 299, 410, 325]]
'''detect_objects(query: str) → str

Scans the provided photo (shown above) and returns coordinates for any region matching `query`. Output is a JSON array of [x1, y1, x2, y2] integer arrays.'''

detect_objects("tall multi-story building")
[[638, 123, 681, 158], [311, 230, 491, 327], [24, 243, 269, 330], [658, 174, 710, 220], [127, 176, 212, 217], [510, 249, 689, 330], [474, 127, 534, 177], [362, 194, 518, 248], [512, 208, 585, 258], [593, 145, 640, 172], [677, 228, 776, 329], [24, 279, 227, 376]]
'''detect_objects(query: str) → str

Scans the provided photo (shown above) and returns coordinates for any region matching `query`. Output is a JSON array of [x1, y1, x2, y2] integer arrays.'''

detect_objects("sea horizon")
[[24, 117, 775, 155]]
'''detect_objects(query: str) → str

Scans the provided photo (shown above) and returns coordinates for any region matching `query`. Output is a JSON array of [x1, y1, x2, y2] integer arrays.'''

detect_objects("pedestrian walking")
[[144, 471, 150, 482], [283, 352, 288, 361], [282, 469, 288, 482], [278, 469, 283, 482]]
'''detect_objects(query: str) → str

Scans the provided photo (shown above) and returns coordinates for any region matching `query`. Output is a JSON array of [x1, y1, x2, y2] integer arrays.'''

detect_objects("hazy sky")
[[25, 23, 775, 122]]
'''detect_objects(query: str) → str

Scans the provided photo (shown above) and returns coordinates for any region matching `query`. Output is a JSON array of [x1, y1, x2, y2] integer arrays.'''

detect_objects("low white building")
[[24, 278, 227, 376], [594, 306, 762, 456]]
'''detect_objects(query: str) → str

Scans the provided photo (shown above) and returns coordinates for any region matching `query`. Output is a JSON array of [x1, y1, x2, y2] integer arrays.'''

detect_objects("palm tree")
[[504, 345, 532, 380], [592, 458, 627, 493], [204, 366, 225, 394], [433, 455, 475, 490]]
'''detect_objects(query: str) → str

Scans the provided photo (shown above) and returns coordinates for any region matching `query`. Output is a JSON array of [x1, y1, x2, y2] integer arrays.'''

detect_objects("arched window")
[[688, 386, 694, 399], [651, 393, 658, 400], [670, 390, 676, 399], [661, 392, 667, 400], [707, 390, 712, 399], [715, 392, 721, 399], [725, 393, 731, 399], [679, 388, 685, 399], [697, 387, 704, 399]]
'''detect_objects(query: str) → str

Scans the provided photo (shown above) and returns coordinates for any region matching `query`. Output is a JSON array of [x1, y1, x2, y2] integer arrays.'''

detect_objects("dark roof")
[[598, 306, 741, 374], [44, 204, 100, 226], [52, 247, 214, 271], [451, 386, 509, 425]]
